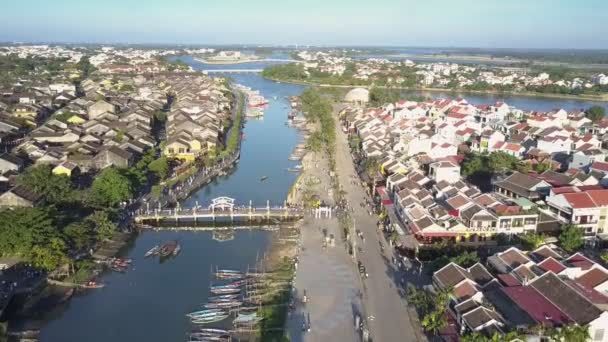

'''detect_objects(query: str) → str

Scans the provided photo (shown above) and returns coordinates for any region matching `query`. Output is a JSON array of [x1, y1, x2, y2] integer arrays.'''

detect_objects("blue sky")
[[2, 0, 607, 48]]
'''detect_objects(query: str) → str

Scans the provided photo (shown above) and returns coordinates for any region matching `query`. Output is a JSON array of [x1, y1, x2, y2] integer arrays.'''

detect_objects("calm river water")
[[39, 53, 606, 342], [39, 56, 305, 342]]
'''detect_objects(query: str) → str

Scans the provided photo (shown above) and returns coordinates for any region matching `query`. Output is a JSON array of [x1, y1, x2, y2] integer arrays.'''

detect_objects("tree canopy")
[[559, 224, 584, 253], [90, 168, 134, 207], [148, 156, 169, 180], [585, 105, 606, 123], [519, 232, 548, 250], [17, 164, 74, 205], [0, 208, 69, 270], [300, 88, 335, 151]]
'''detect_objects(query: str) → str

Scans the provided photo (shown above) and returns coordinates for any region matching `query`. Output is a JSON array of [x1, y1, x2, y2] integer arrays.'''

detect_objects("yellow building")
[[52, 161, 79, 177], [67, 114, 86, 125]]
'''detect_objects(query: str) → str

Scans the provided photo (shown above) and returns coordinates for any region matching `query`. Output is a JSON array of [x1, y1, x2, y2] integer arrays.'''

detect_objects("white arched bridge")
[[134, 196, 304, 224]]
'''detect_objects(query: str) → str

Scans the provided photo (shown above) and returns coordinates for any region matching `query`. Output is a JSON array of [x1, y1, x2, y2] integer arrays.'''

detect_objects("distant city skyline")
[[2, 0, 607, 49]]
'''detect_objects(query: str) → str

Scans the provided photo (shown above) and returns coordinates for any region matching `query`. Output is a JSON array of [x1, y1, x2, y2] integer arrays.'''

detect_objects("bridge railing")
[[136, 206, 305, 217]]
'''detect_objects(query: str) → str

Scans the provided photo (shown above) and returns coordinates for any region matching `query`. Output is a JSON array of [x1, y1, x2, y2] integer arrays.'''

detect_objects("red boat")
[[249, 101, 268, 108]]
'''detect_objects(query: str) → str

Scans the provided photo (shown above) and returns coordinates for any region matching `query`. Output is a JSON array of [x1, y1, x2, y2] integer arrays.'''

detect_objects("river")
[[39, 55, 305, 342], [38, 53, 605, 342]]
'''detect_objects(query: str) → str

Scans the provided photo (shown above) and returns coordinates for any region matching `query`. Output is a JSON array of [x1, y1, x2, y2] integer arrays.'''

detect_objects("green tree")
[[90, 168, 133, 207], [63, 221, 93, 250], [76, 56, 96, 79], [306, 131, 324, 153], [488, 151, 519, 173], [461, 153, 488, 177], [421, 310, 446, 336], [87, 210, 117, 241], [369, 87, 401, 106], [364, 156, 381, 193], [520, 233, 547, 250], [17, 164, 74, 204], [451, 251, 480, 268], [148, 157, 169, 180], [30, 237, 68, 271], [559, 224, 584, 253], [0, 207, 58, 258], [516, 162, 532, 174], [535, 161, 552, 173], [151, 185, 163, 199], [154, 110, 167, 123], [461, 331, 522, 342], [550, 324, 590, 342], [585, 106, 606, 123], [601, 252, 608, 264], [406, 284, 435, 314]]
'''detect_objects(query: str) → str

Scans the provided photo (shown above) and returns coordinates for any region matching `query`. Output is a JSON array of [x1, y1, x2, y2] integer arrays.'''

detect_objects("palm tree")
[[421, 310, 446, 337], [364, 157, 380, 194]]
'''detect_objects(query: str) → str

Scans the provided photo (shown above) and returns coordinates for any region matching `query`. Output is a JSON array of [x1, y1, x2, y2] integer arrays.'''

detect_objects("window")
[[168, 148, 174, 154], [524, 218, 536, 225], [178, 148, 185, 153], [594, 329, 604, 341], [513, 219, 523, 227]]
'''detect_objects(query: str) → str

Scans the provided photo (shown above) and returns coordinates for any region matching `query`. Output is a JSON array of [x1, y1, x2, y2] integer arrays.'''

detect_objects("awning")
[[376, 186, 393, 205], [417, 232, 463, 238]]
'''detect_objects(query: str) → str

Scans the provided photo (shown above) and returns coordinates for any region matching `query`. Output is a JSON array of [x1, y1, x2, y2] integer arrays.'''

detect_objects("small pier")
[[134, 197, 303, 226]]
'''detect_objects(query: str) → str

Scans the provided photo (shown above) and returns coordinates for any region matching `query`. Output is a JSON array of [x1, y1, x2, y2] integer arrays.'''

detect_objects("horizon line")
[[1, 41, 608, 51]]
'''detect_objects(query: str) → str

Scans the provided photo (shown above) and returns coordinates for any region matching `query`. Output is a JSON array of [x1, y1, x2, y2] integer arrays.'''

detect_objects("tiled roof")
[[577, 268, 608, 289], [537, 257, 566, 274], [497, 274, 521, 287], [531, 272, 601, 324], [565, 279, 608, 305], [498, 248, 531, 270], [591, 161, 608, 172], [565, 253, 595, 270], [462, 306, 502, 330], [468, 263, 495, 287], [434, 263, 470, 288], [453, 281, 479, 302], [562, 192, 597, 209], [500, 286, 570, 327]]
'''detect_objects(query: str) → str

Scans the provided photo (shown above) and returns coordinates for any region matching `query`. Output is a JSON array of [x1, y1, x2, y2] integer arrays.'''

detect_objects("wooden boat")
[[228, 279, 248, 287], [159, 240, 180, 257], [210, 284, 239, 290], [144, 245, 160, 258], [191, 314, 229, 324], [189, 311, 228, 319], [209, 288, 241, 295], [82, 281, 105, 289], [187, 309, 224, 317], [196, 329, 229, 335], [208, 294, 240, 301], [217, 269, 241, 274], [190, 332, 231, 339], [188, 337, 231, 342], [203, 301, 241, 309]]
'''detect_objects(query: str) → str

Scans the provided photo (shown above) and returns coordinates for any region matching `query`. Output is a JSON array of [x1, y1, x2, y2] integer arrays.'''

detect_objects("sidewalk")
[[288, 215, 362, 342]]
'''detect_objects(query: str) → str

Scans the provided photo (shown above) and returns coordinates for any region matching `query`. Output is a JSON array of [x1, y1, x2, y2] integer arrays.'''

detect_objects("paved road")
[[333, 121, 423, 342], [288, 216, 362, 342], [288, 148, 363, 342]]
